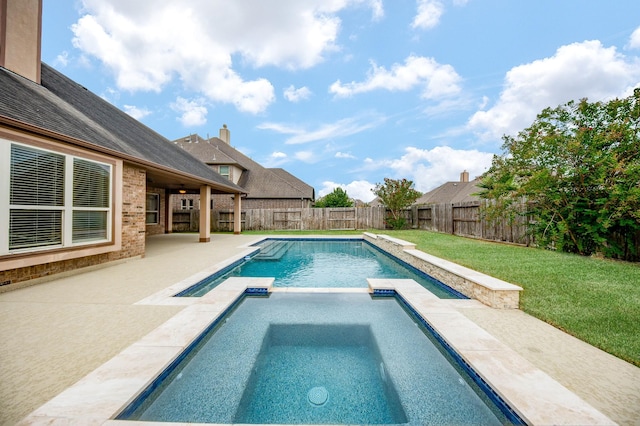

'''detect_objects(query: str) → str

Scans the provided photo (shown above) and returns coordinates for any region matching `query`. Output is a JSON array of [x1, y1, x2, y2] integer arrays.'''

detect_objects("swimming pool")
[[178, 238, 463, 298], [22, 235, 612, 426], [118, 292, 520, 424]]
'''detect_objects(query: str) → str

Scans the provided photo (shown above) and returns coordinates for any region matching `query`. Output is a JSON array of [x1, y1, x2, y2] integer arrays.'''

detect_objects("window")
[[219, 165, 230, 180], [146, 193, 160, 224], [73, 159, 110, 242], [5, 142, 112, 253], [181, 198, 195, 210]]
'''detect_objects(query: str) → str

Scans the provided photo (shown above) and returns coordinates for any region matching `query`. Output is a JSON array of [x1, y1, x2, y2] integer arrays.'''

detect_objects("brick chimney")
[[219, 124, 230, 144], [0, 0, 42, 84], [460, 170, 469, 182]]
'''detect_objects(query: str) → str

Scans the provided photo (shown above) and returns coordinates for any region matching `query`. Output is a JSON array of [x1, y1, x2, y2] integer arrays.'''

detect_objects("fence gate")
[[326, 208, 356, 230], [452, 202, 481, 237], [416, 206, 432, 229]]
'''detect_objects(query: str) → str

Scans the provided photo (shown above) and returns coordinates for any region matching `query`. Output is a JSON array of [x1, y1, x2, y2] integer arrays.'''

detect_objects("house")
[[414, 170, 481, 205], [0, 0, 245, 289], [172, 128, 315, 213]]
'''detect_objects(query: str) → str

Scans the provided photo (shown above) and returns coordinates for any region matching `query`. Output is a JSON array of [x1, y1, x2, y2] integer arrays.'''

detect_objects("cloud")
[[271, 151, 287, 158], [468, 40, 640, 141], [69, 1, 385, 113], [318, 180, 376, 202], [171, 97, 208, 127], [258, 113, 386, 144], [366, 146, 494, 193], [53, 51, 69, 67], [283, 85, 312, 102], [329, 55, 462, 99], [366, 0, 384, 20], [294, 150, 315, 162], [315, 146, 491, 202], [335, 151, 356, 159], [629, 26, 640, 50], [123, 104, 151, 120], [412, 0, 444, 30]]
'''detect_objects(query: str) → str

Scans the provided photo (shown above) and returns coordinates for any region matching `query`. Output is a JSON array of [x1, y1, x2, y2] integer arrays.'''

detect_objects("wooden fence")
[[172, 201, 530, 245], [410, 201, 531, 245], [172, 207, 387, 232]]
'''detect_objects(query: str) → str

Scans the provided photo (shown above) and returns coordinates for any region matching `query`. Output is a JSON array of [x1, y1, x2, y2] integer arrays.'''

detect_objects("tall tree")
[[314, 187, 353, 208], [477, 89, 640, 259], [372, 178, 422, 229]]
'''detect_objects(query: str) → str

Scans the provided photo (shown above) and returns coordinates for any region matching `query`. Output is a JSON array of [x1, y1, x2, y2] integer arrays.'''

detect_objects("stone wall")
[[363, 232, 522, 309]]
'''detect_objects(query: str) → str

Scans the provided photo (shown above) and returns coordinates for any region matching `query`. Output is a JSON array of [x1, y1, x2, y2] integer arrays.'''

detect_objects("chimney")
[[0, 0, 42, 84], [219, 124, 230, 144], [460, 170, 469, 182]]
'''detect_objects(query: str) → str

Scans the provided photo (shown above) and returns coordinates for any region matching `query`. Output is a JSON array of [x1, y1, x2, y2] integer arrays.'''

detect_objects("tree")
[[477, 89, 640, 260], [372, 178, 422, 229], [314, 187, 353, 208]]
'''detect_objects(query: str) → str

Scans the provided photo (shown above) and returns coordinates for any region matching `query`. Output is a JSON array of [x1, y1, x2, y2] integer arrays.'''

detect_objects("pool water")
[[180, 239, 460, 298], [235, 324, 407, 424], [119, 293, 512, 425]]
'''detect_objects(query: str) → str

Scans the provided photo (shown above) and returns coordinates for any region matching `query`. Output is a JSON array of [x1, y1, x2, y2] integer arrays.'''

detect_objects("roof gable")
[[173, 134, 315, 199], [173, 135, 239, 166]]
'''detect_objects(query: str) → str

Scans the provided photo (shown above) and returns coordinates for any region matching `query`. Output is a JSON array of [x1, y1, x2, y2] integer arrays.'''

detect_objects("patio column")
[[233, 193, 242, 234], [165, 189, 173, 234], [199, 185, 211, 242]]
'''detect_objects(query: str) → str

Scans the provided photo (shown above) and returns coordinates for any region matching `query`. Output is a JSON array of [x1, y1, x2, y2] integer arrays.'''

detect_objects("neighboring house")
[[0, 0, 245, 289], [415, 171, 482, 205], [172, 128, 315, 212]]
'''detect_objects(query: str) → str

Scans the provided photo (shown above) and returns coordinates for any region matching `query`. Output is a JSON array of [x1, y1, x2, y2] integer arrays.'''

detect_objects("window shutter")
[[9, 210, 62, 249], [73, 159, 110, 207], [10, 145, 64, 206], [72, 211, 108, 242]]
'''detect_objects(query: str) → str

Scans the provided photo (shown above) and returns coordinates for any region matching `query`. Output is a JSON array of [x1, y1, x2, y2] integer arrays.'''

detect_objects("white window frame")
[[180, 198, 195, 210], [146, 193, 160, 224], [219, 165, 230, 180], [1, 139, 113, 255]]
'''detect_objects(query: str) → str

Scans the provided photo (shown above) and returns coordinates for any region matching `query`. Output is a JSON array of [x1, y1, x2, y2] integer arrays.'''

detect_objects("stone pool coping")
[[364, 232, 523, 308], [20, 275, 614, 425], [368, 279, 614, 425]]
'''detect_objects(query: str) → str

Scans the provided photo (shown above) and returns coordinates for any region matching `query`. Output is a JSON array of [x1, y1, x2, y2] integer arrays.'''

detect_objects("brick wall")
[[0, 163, 147, 289], [120, 165, 147, 256], [171, 193, 200, 210], [213, 194, 235, 210]]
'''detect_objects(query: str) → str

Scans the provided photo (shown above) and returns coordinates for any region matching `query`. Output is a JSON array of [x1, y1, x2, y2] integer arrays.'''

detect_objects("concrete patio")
[[1, 233, 639, 425]]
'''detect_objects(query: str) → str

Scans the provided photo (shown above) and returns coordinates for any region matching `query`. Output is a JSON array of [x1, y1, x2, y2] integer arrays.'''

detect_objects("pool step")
[[254, 241, 293, 261]]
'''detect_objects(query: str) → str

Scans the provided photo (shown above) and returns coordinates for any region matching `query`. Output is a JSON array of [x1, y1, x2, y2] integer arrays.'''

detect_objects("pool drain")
[[308, 386, 329, 406]]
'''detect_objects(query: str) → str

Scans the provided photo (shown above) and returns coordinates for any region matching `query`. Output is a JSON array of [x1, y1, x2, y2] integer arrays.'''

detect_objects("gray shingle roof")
[[0, 64, 243, 193], [173, 135, 239, 166], [415, 180, 481, 205], [173, 135, 315, 200]]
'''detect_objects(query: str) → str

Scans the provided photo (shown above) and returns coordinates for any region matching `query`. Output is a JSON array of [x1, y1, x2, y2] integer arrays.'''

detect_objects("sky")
[[41, 0, 640, 202]]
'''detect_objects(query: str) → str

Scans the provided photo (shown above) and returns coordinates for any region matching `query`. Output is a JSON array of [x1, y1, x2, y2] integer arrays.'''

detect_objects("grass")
[[242, 229, 640, 366]]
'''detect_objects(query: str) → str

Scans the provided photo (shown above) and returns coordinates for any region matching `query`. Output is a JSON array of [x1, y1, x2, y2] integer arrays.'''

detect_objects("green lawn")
[[242, 229, 640, 366]]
